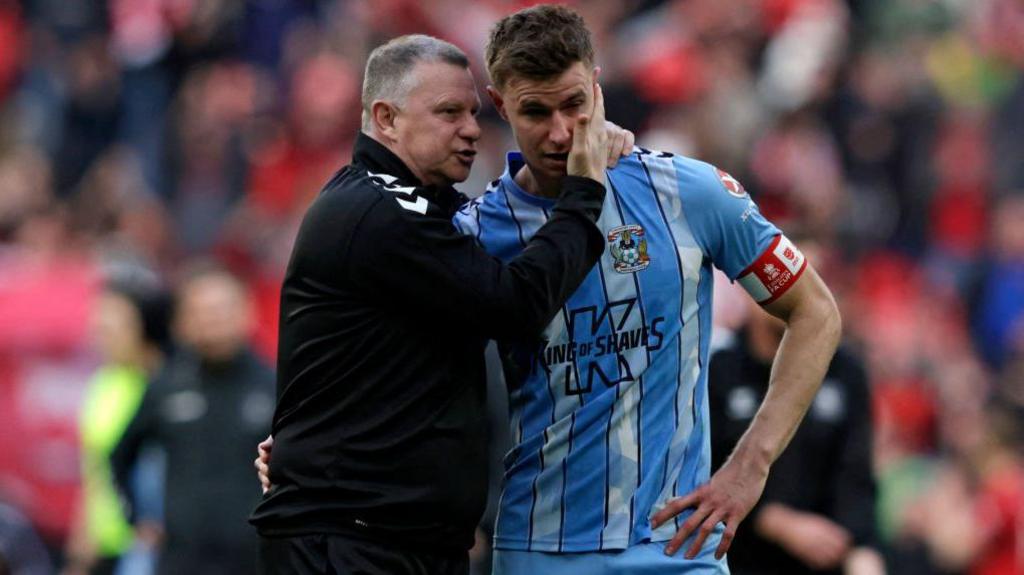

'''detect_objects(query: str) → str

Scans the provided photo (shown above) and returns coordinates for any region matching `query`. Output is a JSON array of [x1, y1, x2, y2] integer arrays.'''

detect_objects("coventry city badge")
[[608, 224, 651, 273]]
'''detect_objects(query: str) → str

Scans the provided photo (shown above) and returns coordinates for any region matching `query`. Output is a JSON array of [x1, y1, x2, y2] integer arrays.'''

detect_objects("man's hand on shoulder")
[[603, 120, 634, 168]]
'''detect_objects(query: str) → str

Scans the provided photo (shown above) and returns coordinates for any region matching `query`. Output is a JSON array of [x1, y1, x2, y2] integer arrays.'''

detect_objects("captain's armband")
[[736, 234, 807, 305]]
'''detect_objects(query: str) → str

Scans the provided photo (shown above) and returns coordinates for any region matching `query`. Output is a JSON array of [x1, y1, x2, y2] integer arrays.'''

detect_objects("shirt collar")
[[352, 132, 423, 187], [500, 152, 557, 209]]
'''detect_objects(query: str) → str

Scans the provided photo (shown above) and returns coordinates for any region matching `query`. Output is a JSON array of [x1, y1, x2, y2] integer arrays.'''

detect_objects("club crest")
[[608, 224, 651, 273]]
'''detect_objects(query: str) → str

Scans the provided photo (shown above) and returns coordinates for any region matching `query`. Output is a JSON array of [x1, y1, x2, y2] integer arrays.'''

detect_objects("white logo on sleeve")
[[368, 171, 429, 214]]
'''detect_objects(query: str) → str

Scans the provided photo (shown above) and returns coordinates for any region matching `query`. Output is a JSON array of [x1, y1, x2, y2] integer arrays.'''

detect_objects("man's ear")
[[486, 86, 508, 122], [371, 100, 400, 141]]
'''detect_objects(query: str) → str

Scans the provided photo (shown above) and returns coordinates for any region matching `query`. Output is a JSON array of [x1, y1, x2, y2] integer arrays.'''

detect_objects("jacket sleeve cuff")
[[556, 175, 606, 222]]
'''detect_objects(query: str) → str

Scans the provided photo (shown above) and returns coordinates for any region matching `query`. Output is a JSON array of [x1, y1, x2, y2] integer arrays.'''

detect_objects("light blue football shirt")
[[453, 148, 780, 552]]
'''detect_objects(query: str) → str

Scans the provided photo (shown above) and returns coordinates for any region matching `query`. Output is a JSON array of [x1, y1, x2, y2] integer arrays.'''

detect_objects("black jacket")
[[249, 133, 606, 550], [709, 332, 878, 575], [111, 349, 275, 575]]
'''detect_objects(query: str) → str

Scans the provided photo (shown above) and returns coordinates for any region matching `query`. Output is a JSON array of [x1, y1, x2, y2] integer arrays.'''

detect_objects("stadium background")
[[0, 0, 1022, 573]]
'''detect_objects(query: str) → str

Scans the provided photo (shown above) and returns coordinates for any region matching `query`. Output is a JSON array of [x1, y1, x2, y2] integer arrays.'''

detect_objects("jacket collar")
[[352, 132, 424, 187], [350, 132, 468, 215]]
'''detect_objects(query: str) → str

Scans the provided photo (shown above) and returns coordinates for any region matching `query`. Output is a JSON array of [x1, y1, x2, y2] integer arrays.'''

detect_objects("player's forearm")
[[728, 283, 841, 474]]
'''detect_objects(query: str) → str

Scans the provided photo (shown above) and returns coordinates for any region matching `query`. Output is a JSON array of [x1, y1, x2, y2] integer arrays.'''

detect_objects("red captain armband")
[[736, 234, 808, 305]]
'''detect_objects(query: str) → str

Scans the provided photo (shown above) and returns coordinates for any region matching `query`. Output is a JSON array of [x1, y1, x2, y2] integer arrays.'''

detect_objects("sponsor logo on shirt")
[[608, 224, 651, 273], [535, 298, 667, 396]]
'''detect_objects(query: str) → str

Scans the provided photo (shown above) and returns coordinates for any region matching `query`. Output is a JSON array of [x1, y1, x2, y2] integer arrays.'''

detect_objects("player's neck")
[[515, 165, 562, 199]]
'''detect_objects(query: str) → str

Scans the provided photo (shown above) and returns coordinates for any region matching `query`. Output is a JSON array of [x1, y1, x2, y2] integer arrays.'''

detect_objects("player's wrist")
[[727, 439, 773, 478]]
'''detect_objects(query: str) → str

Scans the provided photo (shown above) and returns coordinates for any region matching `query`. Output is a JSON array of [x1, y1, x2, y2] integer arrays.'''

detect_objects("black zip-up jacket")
[[709, 331, 878, 574], [111, 349, 275, 575], [249, 133, 606, 551]]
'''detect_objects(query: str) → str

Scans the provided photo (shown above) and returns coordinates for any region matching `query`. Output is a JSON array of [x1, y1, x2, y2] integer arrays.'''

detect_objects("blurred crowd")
[[0, 0, 1022, 573]]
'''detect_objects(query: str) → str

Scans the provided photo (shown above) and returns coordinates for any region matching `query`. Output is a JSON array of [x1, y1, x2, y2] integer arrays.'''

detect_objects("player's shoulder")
[[452, 178, 507, 235], [306, 165, 393, 225], [658, 150, 744, 199], [615, 147, 727, 189], [454, 179, 503, 218], [618, 146, 752, 209]]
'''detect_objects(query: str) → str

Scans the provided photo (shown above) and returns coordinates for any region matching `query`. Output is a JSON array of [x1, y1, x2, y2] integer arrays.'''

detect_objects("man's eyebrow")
[[518, 99, 549, 110], [561, 90, 586, 104], [433, 99, 465, 109]]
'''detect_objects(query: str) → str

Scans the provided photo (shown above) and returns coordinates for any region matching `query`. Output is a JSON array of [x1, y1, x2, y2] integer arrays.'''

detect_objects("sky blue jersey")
[[453, 148, 799, 553]]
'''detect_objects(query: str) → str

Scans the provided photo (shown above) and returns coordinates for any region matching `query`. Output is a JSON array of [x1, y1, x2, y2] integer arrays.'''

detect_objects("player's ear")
[[371, 100, 400, 141], [486, 86, 508, 122]]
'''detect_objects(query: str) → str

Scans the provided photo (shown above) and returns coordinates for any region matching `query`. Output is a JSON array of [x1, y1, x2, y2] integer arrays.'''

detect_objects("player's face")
[[490, 61, 595, 182], [176, 275, 252, 363], [390, 61, 482, 187]]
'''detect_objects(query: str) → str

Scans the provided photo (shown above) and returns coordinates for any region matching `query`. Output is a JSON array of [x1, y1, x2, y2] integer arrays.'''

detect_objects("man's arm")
[[831, 358, 879, 545], [652, 265, 841, 558], [831, 358, 886, 575], [348, 85, 610, 342], [753, 502, 852, 570], [109, 385, 160, 523]]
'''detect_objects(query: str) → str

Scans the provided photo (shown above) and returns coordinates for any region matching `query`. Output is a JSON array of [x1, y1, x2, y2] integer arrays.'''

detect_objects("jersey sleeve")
[[680, 160, 806, 304]]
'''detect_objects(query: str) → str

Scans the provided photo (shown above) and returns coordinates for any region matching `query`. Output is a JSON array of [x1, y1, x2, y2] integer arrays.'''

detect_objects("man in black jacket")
[[249, 34, 613, 574], [111, 263, 276, 575], [709, 294, 885, 575]]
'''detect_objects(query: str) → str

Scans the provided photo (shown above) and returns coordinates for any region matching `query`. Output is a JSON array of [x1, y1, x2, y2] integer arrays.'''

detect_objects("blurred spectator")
[[0, 190, 98, 556], [710, 295, 883, 574], [903, 403, 1024, 575], [71, 146, 177, 273], [971, 194, 1024, 370], [243, 51, 357, 222], [109, 263, 274, 575], [63, 272, 171, 575], [166, 62, 258, 254], [55, 34, 121, 196]]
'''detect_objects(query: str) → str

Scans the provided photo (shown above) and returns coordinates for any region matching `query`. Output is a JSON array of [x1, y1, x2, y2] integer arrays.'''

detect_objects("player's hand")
[[844, 547, 887, 575], [567, 81, 609, 184], [757, 504, 851, 570], [255, 434, 274, 494], [650, 457, 767, 559], [603, 120, 634, 168]]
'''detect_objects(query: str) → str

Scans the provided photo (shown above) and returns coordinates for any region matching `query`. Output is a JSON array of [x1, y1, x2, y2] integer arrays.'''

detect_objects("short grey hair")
[[361, 35, 470, 132]]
